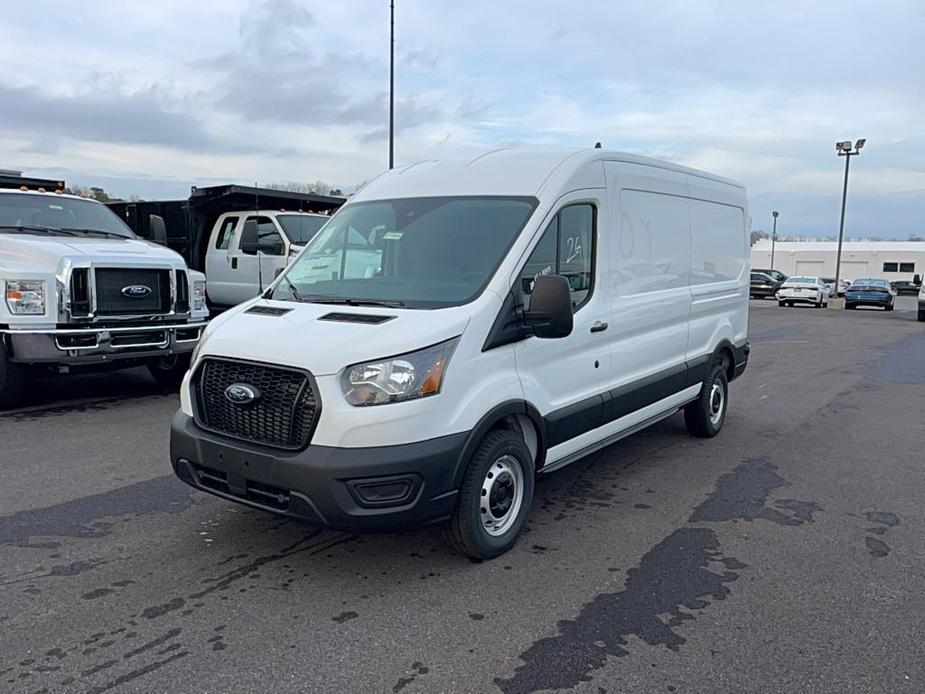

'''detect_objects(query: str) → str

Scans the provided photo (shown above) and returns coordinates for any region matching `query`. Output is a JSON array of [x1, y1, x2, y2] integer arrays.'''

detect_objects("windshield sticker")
[[382, 231, 403, 240]]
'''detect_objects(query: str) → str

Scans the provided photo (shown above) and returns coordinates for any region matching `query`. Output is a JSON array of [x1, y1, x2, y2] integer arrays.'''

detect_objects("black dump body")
[[108, 185, 345, 271], [0, 171, 66, 191]]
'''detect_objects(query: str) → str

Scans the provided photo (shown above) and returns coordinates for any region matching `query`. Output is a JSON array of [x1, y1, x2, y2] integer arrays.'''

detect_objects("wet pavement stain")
[[393, 661, 429, 693], [331, 611, 359, 624], [866, 333, 925, 384], [689, 458, 820, 526], [0, 476, 193, 546], [496, 527, 742, 694], [865, 537, 891, 557], [863, 510, 899, 558]]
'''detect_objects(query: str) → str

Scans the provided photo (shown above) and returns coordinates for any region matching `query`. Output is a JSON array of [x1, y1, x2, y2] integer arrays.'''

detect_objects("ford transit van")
[[170, 147, 750, 558]]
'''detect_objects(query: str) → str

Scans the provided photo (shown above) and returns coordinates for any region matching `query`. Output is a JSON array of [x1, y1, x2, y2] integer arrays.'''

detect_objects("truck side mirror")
[[524, 275, 573, 338], [149, 214, 168, 244], [240, 219, 259, 255]]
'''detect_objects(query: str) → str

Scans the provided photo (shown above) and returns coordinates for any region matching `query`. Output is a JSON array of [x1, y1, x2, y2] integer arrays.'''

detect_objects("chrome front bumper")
[[2, 322, 206, 364]]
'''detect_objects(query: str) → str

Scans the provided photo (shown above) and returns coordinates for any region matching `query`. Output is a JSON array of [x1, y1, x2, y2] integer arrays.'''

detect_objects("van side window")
[[519, 203, 595, 310], [245, 216, 285, 256], [215, 216, 238, 249]]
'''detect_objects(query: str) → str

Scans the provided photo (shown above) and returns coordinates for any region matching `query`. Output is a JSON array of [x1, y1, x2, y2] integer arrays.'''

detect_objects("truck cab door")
[[231, 215, 288, 305], [205, 214, 240, 306]]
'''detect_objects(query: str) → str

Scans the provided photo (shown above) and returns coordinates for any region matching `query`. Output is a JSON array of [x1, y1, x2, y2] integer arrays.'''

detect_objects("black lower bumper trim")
[[170, 412, 468, 532]]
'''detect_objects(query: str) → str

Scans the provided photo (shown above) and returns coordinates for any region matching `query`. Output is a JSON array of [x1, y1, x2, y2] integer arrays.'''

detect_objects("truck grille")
[[193, 358, 319, 450], [94, 268, 171, 315]]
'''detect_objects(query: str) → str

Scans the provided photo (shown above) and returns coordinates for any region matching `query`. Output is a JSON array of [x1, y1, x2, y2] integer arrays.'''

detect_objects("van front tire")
[[684, 363, 728, 438], [444, 429, 534, 560]]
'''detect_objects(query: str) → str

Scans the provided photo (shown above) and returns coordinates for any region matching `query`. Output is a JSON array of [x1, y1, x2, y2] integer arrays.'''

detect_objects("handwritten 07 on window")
[[519, 203, 594, 310]]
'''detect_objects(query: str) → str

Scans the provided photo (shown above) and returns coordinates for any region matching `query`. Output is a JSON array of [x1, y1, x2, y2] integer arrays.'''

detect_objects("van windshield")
[[276, 214, 329, 245], [272, 196, 537, 309]]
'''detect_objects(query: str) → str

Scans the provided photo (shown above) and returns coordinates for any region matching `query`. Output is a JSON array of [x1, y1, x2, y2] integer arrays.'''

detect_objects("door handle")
[[590, 321, 608, 333], [231, 257, 238, 269]]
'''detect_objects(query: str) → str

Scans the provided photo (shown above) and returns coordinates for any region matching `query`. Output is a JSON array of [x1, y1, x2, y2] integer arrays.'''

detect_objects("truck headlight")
[[192, 280, 207, 312], [341, 337, 459, 406], [5, 280, 46, 315]]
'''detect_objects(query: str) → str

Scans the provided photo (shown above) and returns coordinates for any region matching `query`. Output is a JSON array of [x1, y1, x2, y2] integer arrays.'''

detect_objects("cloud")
[[0, 82, 231, 154]]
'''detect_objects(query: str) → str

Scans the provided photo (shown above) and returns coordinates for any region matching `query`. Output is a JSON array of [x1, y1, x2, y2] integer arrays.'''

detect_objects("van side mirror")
[[240, 219, 259, 255], [149, 214, 168, 244], [525, 275, 573, 338]]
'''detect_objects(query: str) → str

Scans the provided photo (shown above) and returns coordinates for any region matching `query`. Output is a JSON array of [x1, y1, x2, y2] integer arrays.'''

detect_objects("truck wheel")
[[885, 304, 893, 312], [0, 339, 27, 410], [918, 309, 925, 323], [778, 301, 785, 307], [684, 362, 728, 438], [444, 429, 534, 560], [147, 353, 191, 391]]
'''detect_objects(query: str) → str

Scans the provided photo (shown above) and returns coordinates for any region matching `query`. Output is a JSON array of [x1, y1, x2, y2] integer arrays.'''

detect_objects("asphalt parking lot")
[[1, 296, 923, 694]]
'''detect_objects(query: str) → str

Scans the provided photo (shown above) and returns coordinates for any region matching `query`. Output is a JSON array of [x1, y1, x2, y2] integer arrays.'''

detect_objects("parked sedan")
[[750, 271, 781, 299], [845, 278, 895, 311], [891, 280, 921, 296], [753, 268, 788, 284], [821, 277, 850, 297], [777, 276, 829, 308]]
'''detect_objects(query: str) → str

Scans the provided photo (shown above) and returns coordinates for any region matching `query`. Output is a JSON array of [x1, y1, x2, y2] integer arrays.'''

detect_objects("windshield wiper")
[[282, 276, 305, 303], [302, 296, 406, 308], [59, 227, 127, 238], [0, 224, 80, 236]]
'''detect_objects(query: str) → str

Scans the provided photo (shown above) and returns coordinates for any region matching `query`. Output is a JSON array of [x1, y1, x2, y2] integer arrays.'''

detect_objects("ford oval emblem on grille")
[[121, 284, 152, 298], [224, 383, 259, 405]]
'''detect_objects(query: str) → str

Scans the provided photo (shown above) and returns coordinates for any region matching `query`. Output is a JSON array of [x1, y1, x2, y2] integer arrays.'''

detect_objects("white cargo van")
[[170, 147, 750, 558], [204, 210, 329, 307]]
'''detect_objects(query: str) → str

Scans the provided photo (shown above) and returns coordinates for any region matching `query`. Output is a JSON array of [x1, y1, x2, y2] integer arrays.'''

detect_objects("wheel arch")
[[453, 400, 547, 486]]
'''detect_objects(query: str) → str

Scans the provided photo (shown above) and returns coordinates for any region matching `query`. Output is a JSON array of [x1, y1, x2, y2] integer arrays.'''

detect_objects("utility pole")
[[770, 210, 779, 271], [833, 139, 866, 302], [389, 0, 395, 169]]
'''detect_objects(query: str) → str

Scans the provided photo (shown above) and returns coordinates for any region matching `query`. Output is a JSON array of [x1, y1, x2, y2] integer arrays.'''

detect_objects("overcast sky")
[[1, 0, 923, 238]]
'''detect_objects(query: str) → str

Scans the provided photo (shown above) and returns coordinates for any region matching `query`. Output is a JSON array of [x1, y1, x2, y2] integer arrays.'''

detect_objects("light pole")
[[833, 138, 865, 296], [770, 210, 779, 271], [389, 0, 395, 169]]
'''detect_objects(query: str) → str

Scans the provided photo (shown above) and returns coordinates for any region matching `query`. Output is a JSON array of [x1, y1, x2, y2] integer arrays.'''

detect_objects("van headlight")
[[341, 337, 459, 406], [5, 280, 46, 315], [192, 280, 207, 312]]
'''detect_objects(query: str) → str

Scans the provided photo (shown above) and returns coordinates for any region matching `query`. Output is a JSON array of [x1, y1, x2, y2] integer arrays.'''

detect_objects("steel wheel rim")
[[709, 382, 725, 426], [480, 455, 524, 537]]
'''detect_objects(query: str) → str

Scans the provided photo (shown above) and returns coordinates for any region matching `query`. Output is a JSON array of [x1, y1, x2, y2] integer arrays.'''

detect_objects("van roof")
[[354, 146, 744, 201]]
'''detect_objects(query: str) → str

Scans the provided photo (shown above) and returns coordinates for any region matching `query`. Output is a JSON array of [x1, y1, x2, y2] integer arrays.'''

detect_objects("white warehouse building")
[[751, 240, 925, 283]]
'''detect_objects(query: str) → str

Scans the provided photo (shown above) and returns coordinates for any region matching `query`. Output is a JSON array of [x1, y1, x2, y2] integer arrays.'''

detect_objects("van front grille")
[[193, 358, 319, 450]]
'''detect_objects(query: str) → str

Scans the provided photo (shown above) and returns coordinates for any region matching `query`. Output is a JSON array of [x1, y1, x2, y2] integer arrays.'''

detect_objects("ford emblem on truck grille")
[[224, 383, 259, 405], [121, 284, 153, 298]]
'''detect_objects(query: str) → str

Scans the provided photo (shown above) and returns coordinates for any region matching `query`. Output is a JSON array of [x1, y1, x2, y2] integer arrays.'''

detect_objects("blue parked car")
[[845, 278, 896, 311]]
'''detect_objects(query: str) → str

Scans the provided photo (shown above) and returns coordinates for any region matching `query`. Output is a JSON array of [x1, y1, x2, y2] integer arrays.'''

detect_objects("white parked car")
[[777, 276, 829, 308], [169, 147, 750, 559]]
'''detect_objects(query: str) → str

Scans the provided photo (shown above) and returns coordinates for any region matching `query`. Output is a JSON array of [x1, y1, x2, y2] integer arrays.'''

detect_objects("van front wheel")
[[444, 429, 534, 560], [684, 362, 728, 438]]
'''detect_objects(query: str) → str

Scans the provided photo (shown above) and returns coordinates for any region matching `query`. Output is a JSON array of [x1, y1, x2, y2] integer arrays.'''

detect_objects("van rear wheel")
[[684, 362, 728, 438], [444, 429, 534, 560]]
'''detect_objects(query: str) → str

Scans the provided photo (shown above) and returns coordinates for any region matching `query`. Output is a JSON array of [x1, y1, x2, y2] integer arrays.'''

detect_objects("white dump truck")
[[0, 182, 209, 408]]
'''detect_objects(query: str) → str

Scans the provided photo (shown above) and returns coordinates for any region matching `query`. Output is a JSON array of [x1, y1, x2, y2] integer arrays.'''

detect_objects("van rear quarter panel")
[[685, 175, 749, 360]]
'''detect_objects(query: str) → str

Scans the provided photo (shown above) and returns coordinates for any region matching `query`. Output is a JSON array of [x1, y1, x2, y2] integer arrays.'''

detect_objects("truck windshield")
[[276, 214, 329, 245], [272, 196, 537, 309], [0, 193, 135, 238]]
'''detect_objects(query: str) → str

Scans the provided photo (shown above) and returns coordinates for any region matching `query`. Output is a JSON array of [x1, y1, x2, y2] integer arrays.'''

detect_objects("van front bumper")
[[169, 412, 468, 532]]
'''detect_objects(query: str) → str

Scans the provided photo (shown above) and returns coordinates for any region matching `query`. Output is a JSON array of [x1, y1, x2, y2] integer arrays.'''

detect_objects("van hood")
[[0, 234, 184, 273], [203, 299, 472, 376]]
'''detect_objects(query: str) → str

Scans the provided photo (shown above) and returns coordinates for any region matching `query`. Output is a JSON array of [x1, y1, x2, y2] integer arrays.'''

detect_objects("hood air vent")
[[319, 312, 395, 325], [245, 306, 293, 317]]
